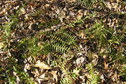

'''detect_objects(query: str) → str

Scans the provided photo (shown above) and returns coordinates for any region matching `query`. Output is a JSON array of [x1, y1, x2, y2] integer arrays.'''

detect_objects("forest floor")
[[0, 0, 126, 84]]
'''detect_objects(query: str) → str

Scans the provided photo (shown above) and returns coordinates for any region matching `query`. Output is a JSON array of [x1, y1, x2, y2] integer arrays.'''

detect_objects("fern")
[[50, 32, 75, 45], [43, 43, 68, 54], [42, 31, 75, 54]]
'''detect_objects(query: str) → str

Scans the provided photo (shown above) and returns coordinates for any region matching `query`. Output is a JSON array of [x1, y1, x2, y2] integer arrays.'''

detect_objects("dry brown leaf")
[[50, 71, 58, 82], [103, 55, 108, 70], [65, 0, 77, 3], [35, 60, 51, 69], [76, 56, 85, 66], [0, 42, 4, 49], [76, 10, 83, 20], [31, 69, 40, 77]]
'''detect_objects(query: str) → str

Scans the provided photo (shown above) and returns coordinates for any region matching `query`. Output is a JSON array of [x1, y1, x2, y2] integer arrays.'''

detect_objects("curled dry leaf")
[[35, 60, 51, 69], [76, 10, 83, 20], [76, 56, 85, 66]]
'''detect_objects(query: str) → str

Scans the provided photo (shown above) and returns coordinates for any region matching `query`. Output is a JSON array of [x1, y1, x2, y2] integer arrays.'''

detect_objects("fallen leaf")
[[35, 60, 51, 69], [0, 42, 4, 49], [76, 10, 83, 20]]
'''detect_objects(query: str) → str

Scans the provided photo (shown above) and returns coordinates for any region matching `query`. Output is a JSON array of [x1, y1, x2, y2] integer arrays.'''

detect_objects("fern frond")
[[50, 32, 75, 45], [51, 43, 70, 53], [42, 31, 75, 54], [43, 43, 70, 54]]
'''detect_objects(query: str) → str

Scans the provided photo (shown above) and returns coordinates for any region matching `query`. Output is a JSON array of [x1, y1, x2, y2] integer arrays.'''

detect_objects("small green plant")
[[85, 21, 113, 50], [77, 0, 97, 7], [120, 67, 126, 81], [60, 76, 73, 84], [87, 63, 100, 84], [3, 18, 18, 39]]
